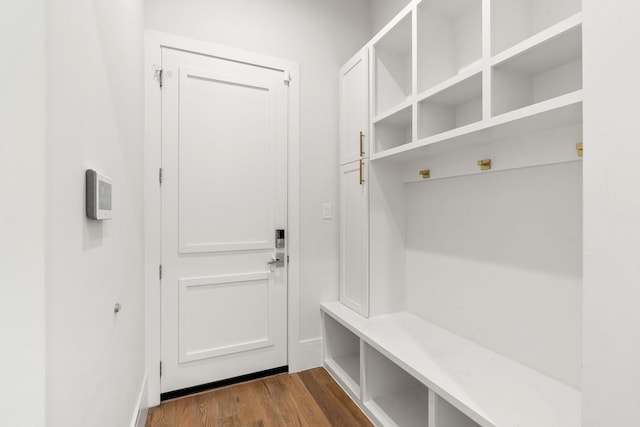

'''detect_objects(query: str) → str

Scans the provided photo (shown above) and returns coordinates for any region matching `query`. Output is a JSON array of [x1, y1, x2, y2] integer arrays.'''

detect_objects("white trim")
[[289, 337, 323, 372], [144, 30, 301, 406], [130, 374, 148, 427]]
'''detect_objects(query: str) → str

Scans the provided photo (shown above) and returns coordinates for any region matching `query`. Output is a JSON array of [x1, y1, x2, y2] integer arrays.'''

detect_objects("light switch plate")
[[322, 203, 332, 220]]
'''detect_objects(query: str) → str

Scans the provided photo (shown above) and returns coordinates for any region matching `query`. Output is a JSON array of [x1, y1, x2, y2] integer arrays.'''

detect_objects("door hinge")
[[287, 255, 290, 264], [283, 70, 291, 86], [159, 167, 163, 184], [160, 361, 163, 377], [159, 264, 162, 280]]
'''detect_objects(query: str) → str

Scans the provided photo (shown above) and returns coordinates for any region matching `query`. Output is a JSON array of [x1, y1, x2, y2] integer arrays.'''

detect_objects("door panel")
[[161, 47, 288, 393], [178, 68, 275, 253], [178, 272, 275, 363]]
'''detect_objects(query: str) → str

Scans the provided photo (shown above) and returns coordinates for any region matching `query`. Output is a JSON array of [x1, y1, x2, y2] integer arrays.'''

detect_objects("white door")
[[160, 46, 288, 393]]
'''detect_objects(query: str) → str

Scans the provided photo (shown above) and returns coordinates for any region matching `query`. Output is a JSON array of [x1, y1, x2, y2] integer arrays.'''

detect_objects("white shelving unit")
[[332, 0, 583, 425]]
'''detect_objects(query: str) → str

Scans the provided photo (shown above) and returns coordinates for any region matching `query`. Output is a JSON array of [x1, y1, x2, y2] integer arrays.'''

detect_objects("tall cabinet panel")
[[340, 48, 369, 164], [339, 47, 369, 317], [340, 160, 369, 316]]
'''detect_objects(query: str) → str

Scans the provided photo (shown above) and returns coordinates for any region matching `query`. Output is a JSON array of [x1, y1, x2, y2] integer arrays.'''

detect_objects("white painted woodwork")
[[340, 48, 370, 165], [322, 301, 581, 427], [491, 0, 582, 54], [339, 160, 369, 317], [160, 47, 288, 393], [417, 0, 482, 92]]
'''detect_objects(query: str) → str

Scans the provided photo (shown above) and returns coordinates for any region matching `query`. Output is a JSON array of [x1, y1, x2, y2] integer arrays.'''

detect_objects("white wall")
[[370, 0, 412, 35], [582, 0, 640, 425], [145, 0, 371, 347], [405, 162, 583, 389], [45, 0, 146, 426], [0, 1, 46, 425]]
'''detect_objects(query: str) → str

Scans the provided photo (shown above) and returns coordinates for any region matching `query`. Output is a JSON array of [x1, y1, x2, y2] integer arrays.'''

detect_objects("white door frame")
[[144, 30, 301, 407]]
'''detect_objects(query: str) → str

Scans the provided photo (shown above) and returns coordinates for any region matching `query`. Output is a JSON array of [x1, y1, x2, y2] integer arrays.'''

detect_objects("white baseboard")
[[131, 374, 149, 427], [290, 337, 323, 372]]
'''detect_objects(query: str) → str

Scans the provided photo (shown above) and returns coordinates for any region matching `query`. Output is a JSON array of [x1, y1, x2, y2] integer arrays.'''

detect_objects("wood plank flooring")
[[146, 367, 373, 427]]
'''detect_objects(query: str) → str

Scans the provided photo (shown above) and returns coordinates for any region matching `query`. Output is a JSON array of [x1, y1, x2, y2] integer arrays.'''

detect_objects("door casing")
[[144, 30, 301, 406]]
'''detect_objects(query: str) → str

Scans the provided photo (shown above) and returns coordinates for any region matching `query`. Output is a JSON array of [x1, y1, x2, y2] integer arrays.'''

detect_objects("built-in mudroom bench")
[[329, 0, 583, 425], [322, 301, 579, 427]]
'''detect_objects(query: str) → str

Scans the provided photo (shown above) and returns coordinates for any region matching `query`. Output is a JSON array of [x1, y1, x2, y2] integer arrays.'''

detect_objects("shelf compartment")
[[374, 13, 413, 115], [323, 313, 361, 397], [491, 0, 582, 54], [364, 343, 429, 427], [418, 72, 482, 139], [492, 24, 582, 116], [417, 0, 482, 92], [373, 90, 581, 164], [430, 391, 480, 427], [374, 104, 413, 153]]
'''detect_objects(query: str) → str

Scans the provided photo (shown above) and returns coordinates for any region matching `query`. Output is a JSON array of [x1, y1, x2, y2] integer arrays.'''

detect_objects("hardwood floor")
[[146, 367, 373, 427]]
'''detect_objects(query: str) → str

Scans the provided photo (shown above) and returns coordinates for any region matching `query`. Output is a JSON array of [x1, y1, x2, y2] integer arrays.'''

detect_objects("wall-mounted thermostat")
[[86, 169, 113, 220]]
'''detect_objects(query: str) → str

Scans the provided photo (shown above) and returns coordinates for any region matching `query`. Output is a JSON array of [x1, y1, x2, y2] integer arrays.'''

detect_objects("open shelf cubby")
[[491, 0, 582, 55], [418, 72, 482, 139], [492, 24, 582, 116], [431, 392, 480, 427], [323, 313, 361, 396], [374, 13, 413, 115], [374, 104, 413, 152], [417, 0, 482, 92], [364, 344, 429, 427]]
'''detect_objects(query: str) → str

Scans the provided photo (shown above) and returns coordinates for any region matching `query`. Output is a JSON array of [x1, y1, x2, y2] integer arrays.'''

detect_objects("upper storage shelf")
[[373, 12, 413, 116], [417, 0, 482, 92], [492, 21, 582, 116], [491, 0, 582, 55]]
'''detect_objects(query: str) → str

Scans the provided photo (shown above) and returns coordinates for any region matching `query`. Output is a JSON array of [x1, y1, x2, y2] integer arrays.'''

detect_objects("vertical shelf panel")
[[417, 0, 482, 92], [374, 14, 413, 115], [491, 0, 582, 55]]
